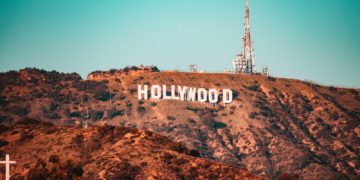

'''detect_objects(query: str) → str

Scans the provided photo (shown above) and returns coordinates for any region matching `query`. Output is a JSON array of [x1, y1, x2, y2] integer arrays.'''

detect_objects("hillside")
[[0, 118, 260, 179], [0, 67, 359, 179]]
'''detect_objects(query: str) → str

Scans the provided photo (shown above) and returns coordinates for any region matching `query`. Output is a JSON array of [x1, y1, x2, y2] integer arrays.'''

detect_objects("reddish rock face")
[[0, 121, 262, 179], [0, 67, 359, 179]]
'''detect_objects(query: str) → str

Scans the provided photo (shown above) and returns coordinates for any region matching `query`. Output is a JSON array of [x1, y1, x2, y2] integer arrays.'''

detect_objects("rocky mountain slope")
[[0, 67, 359, 179], [0, 118, 260, 179]]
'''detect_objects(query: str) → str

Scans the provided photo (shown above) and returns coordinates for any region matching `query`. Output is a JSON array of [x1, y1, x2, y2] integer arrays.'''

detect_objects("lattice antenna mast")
[[232, 0, 256, 74], [243, 0, 255, 73]]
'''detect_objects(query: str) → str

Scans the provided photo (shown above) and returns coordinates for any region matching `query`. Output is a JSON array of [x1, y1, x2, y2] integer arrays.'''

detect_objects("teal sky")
[[0, 0, 359, 87]]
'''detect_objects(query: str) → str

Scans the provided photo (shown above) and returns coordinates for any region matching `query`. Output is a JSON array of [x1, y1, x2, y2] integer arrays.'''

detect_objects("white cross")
[[0, 154, 16, 180]]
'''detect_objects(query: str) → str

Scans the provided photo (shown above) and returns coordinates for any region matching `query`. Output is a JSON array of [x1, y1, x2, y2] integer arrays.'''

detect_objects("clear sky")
[[0, 0, 359, 87]]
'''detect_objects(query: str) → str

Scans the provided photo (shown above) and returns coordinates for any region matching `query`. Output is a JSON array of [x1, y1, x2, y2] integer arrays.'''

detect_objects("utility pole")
[[82, 95, 89, 129]]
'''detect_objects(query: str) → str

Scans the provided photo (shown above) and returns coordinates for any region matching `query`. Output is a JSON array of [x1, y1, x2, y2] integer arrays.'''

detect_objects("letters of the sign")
[[138, 84, 233, 104]]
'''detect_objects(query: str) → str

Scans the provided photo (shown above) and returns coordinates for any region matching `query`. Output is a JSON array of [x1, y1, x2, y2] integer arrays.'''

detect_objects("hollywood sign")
[[138, 84, 233, 104]]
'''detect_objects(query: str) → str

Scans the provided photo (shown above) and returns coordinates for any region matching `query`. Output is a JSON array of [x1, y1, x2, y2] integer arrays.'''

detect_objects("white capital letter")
[[222, 89, 233, 104], [187, 88, 197, 102], [178, 86, 188, 101], [208, 89, 218, 104], [171, 85, 180, 100], [138, 84, 148, 100], [197, 88, 207, 103]]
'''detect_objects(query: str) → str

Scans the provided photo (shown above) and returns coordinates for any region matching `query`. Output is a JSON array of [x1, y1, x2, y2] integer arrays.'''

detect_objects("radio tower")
[[232, 0, 256, 74]]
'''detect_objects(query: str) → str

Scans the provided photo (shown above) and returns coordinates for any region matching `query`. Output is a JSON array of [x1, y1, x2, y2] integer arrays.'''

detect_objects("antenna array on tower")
[[232, 0, 256, 74]]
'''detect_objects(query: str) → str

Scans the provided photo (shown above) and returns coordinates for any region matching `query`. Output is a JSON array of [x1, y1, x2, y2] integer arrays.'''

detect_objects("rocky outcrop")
[[87, 66, 159, 80]]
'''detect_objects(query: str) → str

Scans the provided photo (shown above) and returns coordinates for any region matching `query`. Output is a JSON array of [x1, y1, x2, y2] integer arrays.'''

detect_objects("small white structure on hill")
[[189, 64, 198, 73], [261, 66, 269, 77]]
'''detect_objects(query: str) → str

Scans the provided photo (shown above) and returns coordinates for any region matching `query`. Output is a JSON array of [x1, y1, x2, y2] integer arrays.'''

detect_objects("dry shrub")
[[106, 160, 141, 179], [246, 84, 260, 91], [213, 121, 227, 129], [108, 107, 124, 119], [71, 134, 84, 146], [189, 149, 200, 157], [137, 106, 146, 113], [0, 125, 9, 134], [17, 117, 53, 126], [0, 96, 8, 106], [82, 137, 101, 154], [167, 115, 176, 121], [62, 160, 83, 178], [97, 125, 115, 137], [19, 132, 34, 142], [330, 112, 339, 120], [89, 110, 104, 120], [168, 142, 189, 155], [11, 105, 30, 116], [72, 80, 107, 93], [248, 112, 259, 119], [163, 152, 175, 163], [94, 91, 112, 101], [70, 111, 81, 118], [27, 159, 50, 180], [129, 89, 136, 94], [0, 139, 9, 147], [28, 167, 49, 180], [48, 155, 60, 164]]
